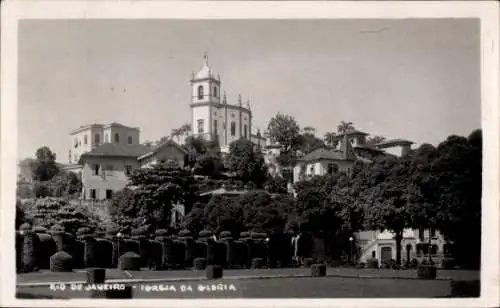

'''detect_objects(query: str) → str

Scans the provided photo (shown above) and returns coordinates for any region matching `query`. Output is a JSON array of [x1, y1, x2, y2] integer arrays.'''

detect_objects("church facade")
[[189, 55, 264, 153]]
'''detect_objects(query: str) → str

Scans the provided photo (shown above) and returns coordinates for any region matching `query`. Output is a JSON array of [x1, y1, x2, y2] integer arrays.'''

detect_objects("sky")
[[18, 19, 480, 163]]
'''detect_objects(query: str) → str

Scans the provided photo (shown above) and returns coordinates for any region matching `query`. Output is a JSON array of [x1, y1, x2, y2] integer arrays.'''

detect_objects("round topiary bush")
[[50, 251, 73, 272], [219, 231, 232, 240], [198, 230, 213, 239], [366, 258, 379, 269], [311, 263, 327, 277], [19, 223, 32, 232], [441, 257, 455, 269], [50, 224, 65, 232], [33, 226, 48, 234], [251, 257, 265, 269], [303, 257, 315, 267], [118, 252, 141, 271], [178, 229, 192, 238], [36, 233, 57, 269], [417, 264, 437, 279], [154, 229, 169, 237], [193, 257, 206, 270]]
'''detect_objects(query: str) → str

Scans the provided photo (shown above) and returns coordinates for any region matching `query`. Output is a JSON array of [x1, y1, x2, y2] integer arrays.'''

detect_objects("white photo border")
[[1, 1, 498, 307]]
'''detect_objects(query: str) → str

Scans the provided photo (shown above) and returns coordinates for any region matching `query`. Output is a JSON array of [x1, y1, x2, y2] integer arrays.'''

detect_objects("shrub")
[[49, 231, 68, 252], [50, 251, 73, 272], [96, 239, 113, 268], [198, 230, 213, 239], [36, 233, 57, 269], [441, 257, 455, 269], [16, 231, 24, 273], [22, 231, 40, 272], [417, 264, 437, 279], [206, 240, 217, 265], [154, 229, 169, 237], [251, 257, 265, 269], [214, 241, 227, 267], [33, 226, 48, 234], [206, 265, 223, 280], [149, 240, 164, 270], [83, 235, 97, 268], [118, 252, 141, 271], [234, 240, 248, 268], [19, 223, 32, 231], [239, 231, 250, 239], [366, 258, 379, 269], [311, 264, 327, 277], [450, 280, 480, 297], [219, 231, 232, 240], [178, 229, 192, 238], [193, 257, 206, 270], [303, 257, 315, 267]]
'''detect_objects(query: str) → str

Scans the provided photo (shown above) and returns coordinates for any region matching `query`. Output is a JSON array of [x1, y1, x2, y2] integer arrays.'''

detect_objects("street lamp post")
[[116, 232, 122, 265], [349, 236, 354, 265]]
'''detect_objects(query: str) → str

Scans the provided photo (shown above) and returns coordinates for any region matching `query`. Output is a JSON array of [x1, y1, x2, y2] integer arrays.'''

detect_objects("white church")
[[189, 54, 265, 153]]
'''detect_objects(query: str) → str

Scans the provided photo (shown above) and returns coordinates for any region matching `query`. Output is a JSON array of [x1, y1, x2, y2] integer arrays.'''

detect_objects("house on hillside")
[[75, 139, 187, 200]]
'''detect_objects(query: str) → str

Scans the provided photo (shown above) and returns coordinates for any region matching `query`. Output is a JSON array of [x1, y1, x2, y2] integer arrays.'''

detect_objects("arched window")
[[213, 119, 218, 136], [84, 135, 88, 145], [213, 86, 217, 97], [94, 133, 100, 146], [197, 85, 204, 100], [128, 136, 133, 144], [244, 124, 248, 139], [114, 133, 119, 143], [197, 119, 204, 133], [230, 121, 236, 136]]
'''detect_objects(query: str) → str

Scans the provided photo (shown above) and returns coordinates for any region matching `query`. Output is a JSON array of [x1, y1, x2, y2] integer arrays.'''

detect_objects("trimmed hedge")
[[50, 251, 73, 272], [72, 240, 85, 269], [96, 239, 113, 268], [19, 223, 32, 232], [118, 252, 141, 271], [154, 229, 168, 237], [193, 257, 206, 270], [219, 231, 232, 240], [206, 265, 223, 280], [311, 264, 326, 277], [234, 241, 248, 268], [36, 233, 57, 269], [33, 226, 48, 234], [83, 235, 97, 268], [206, 240, 217, 266], [198, 230, 213, 239], [22, 231, 40, 273], [16, 231, 24, 273], [417, 264, 437, 279]]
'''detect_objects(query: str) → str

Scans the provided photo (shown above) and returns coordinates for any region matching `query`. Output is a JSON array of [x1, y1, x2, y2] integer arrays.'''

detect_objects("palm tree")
[[337, 121, 355, 135]]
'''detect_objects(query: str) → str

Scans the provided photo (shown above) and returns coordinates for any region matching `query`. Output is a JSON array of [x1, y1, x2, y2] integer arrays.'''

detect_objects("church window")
[[197, 119, 204, 133], [95, 133, 101, 146], [84, 135, 88, 145], [244, 124, 248, 139], [105, 133, 109, 143], [197, 86, 204, 100], [214, 119, 218, 136], [213, 86, 217, 97], [230, 122, 236, 136], [74, 138, 78, 148], [114, 133, 120, 143], [128, 136, 133, 144]]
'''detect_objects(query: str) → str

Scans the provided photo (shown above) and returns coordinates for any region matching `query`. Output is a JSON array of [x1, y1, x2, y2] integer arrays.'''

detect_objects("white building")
[[190, 54, 262, 153]]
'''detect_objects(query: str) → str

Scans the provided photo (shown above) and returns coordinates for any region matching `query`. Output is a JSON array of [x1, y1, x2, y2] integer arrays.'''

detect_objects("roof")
[[375, 139, 414, 147], [193, 55, 219, 80], [137, 139, 188, 160], [79, 143, 150, 161], [299, 147, 349, 162]]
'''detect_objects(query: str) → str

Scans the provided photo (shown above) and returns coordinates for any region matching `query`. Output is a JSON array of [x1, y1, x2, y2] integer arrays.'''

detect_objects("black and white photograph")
[[1, 1, 499, 307]]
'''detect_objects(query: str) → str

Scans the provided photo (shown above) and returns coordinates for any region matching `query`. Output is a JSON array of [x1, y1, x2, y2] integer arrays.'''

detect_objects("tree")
[[297, 132, 325, 155], [228, 138, 268, 187], [337, 121, 355, 134], [366, 135, 386, 146], [123, 163, 196, 231], [267, 113, 302, 166], [30, 147, 60, 181], [204, 195, 245, 235], [361, 155, 410, 265], [302, 126, 316, 135]]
